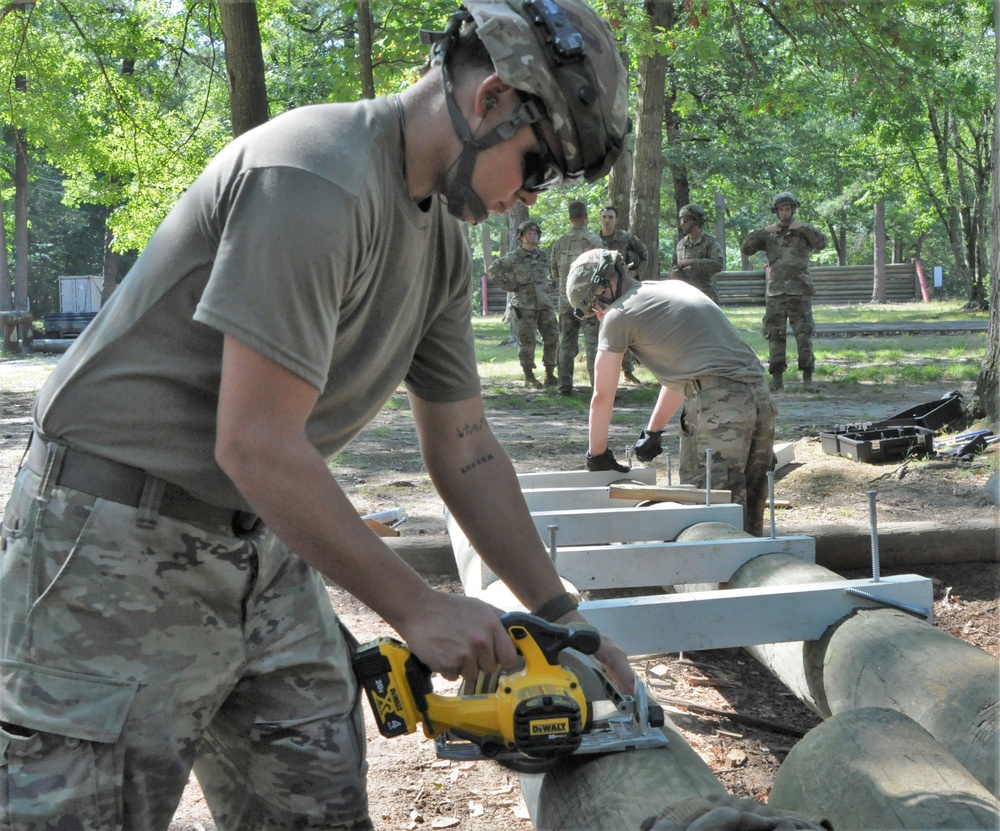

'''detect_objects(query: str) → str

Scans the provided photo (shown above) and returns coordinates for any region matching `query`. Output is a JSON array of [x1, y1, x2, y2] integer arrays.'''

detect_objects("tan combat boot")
[[524, 369, 543, 389], [544, 367, 558, 387], [769, 372, 784, 392]]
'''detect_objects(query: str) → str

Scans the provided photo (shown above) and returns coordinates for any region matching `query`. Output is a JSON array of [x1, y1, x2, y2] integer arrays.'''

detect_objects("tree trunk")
[[13, 113, 30, 351], [607, 133, 634, 230], [357, 0, 375, 100], [713, 192, 726, 263], [871, 198, 887, 303], [629, 1, 672, 283], [770, 707, 1000, 830], [218, 0, 269, 137], [101, 213, 118, 303], [0, 196, 13, 354], [972, 7, 999, 421], [604, 1, 631, 227]]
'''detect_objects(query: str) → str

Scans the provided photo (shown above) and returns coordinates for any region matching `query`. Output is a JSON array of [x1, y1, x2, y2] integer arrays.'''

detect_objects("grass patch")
[[472, 303, 986, 391]]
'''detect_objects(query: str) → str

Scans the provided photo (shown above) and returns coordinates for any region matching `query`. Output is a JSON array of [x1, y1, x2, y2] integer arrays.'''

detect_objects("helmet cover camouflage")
[[462, 0, 630, 182], [517, 219, 542, 238], [679, 203, 707, 224], [566, 248, 625, 317], [771, 191, 800, 211]]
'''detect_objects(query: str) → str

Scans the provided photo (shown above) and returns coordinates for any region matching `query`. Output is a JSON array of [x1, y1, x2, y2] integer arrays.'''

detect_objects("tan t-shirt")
[[35, 99, 480, 510], [598, 280, 765, 395]]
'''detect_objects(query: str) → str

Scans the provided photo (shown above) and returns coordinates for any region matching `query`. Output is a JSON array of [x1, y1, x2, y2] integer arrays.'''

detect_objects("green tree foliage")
[[0, 0, 993, 315]]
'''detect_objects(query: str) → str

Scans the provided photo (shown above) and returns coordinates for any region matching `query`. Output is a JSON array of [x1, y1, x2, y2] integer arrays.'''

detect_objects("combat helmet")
[[771, 192, 800, 212], [679, 203, 707, 224], [517, 220, 542, 239], [422, 0, 630, 222], [566, 248, 626, 319]]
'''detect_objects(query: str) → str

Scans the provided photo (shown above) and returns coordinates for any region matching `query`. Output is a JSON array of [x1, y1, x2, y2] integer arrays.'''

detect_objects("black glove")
[[634, 428, 663, 462], [586, 448, 630, 473]]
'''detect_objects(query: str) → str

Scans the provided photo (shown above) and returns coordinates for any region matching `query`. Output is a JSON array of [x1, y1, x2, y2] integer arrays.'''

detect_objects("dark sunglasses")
[[521, 119, 566, 194]]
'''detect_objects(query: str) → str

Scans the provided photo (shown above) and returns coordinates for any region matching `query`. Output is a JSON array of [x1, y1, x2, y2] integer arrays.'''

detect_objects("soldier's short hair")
[[568, 201, 587, 219]]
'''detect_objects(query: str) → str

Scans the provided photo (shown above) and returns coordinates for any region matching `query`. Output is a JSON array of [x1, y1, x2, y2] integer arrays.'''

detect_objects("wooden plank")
[[530, 503, 744, 546], [571, 575, 933, 654], [607, 483, 731, 504], [516, 467, 656, 489], [551, 536, 815, 590]]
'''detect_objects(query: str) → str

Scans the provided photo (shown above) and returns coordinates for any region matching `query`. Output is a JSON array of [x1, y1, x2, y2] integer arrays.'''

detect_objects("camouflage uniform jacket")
[[550, 227, 603, 313], [740, 222, 827, 296], [671, 232, 724, 283], [488, 246, 557, 311], [599, 229, 649, 278]]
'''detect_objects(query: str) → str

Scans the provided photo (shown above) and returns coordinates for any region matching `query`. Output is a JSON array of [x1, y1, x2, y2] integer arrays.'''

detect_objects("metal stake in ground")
[[867, 489, 881, 582], [768, 470, 776, 539], [704, 448, 713, 505]]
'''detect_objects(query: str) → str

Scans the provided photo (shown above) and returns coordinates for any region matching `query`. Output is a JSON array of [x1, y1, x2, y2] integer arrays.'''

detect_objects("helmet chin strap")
[[440, 65, 541, 223]]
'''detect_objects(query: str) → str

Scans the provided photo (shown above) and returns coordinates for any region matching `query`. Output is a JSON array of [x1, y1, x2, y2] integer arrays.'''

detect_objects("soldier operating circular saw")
[[353, 612, 666, 773]]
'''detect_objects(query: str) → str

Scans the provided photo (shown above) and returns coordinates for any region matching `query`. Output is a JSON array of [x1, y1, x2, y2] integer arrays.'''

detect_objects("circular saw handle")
[[501, 611, 601, 666]]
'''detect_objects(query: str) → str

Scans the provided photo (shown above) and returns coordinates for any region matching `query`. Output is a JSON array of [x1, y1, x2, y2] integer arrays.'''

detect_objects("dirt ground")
[[0, 353, 997, 830]]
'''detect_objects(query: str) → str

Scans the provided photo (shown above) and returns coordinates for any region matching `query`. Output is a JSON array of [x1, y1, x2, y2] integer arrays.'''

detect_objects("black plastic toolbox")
[[874, 392, 964, 431], [820, 425, 935, 463]]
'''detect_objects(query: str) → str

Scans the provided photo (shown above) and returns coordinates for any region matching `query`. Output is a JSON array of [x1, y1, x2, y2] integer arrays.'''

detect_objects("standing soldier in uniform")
[[488, 220, 559, 388], [597, 204, 648, 384], [740, 192, 827, 392], [567, 249, 776, 537], [668, 203, 724, 304], [550, 201, 603, 395]]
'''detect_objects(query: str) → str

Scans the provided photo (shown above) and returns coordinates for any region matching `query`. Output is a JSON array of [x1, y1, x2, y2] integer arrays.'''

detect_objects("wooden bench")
[[704, 262, 920, 306]]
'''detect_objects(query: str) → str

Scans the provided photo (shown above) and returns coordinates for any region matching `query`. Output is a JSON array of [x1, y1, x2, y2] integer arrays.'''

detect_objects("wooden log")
[[0, 310, 31, 325], [718, 545, 999, 798], [769, 707, 1000, 830], [519, 722, 730, 830]]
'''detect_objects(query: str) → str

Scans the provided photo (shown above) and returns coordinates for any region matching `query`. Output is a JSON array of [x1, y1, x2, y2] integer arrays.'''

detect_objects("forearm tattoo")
[[455, 418, 486, 439], [460, 454, 495, 475]]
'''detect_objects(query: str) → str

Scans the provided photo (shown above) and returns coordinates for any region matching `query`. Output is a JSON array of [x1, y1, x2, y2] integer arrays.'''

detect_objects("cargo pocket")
[[0, 659, 138, 831]]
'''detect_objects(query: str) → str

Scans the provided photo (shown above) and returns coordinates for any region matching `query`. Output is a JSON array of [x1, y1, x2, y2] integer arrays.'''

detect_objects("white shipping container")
[[59, 276, 103, 313]]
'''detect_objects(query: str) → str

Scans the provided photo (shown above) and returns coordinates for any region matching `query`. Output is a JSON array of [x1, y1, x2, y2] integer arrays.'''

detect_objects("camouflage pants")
[[0, 461, 371, 831], [762, 294, 815, 374], [511, 305, 559, 371], [557, 311, 598, 391], [679, 378, 777, 537]]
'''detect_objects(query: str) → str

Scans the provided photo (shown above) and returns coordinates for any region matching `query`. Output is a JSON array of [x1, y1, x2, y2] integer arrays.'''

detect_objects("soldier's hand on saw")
[[560, 612, 635, 695], [634, 428, 663, 462], [399, 593, 519, 681], [586, 448, 630, 473]]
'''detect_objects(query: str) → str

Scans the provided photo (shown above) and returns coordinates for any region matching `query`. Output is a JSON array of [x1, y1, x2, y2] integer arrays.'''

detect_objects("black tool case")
[[875, 392, 964, 431], [820, 425, 936, 463]]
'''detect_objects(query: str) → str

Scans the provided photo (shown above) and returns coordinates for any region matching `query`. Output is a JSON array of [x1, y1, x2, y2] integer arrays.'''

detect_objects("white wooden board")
[[552, 536, 815, 590], [516, 467, 656, 489], [575, 576, 934, 654], [484, 575, 933, 654], [521, 486, 644, 513], [531, 503, 743, 546]]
